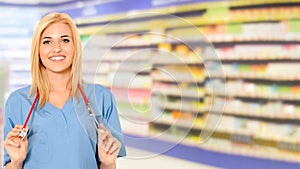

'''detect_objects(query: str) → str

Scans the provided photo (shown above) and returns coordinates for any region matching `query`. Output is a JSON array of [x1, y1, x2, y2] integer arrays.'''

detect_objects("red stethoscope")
[[18, 84, 100, 140]]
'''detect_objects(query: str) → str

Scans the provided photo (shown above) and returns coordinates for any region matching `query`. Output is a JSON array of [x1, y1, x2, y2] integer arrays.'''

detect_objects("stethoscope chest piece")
[[18, 128, 28, 141]]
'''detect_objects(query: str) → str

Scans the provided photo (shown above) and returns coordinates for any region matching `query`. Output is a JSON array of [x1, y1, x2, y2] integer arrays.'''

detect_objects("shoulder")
[[6, 85, 31, 104], [83, 82, 112, 97], [4, 86, 31, 120]]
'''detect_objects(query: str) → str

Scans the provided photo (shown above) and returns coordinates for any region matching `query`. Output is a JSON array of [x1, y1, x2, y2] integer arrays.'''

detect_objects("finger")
[[97, 128, 105, 135], [100, 123, 106, 131], [98, 123, 108, 140], [97, 131, 108, 151], [5, 138, 20, 147], [12, 127, 22, 132], [20, 135, 28, 144], [98, 130, 110, 143], [8, 130, 20, 136], [109, 141, 121, 155], [6, 130, 21, 139], [14, 124, 23, 129], [105, 137, 115, 153], [6, 126, 29, 142], [99, 123, 107, 134], [8, 126, 28, 137], [107, 138, 121, 155]]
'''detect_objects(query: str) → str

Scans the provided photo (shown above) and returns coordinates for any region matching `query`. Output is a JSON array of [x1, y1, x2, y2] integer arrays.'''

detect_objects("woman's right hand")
[[4, 124, 28, 166]]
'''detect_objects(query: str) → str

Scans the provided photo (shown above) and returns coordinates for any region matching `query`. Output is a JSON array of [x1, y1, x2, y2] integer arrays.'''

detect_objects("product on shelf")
[[76, 1, 300, 166]]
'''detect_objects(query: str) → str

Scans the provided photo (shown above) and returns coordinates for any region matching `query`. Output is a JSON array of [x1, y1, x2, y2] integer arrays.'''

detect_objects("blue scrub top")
[[3, 83, 126, 169]]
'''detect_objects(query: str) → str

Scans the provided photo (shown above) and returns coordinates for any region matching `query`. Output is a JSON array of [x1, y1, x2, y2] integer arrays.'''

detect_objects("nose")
[[52, 42, 62, 53]]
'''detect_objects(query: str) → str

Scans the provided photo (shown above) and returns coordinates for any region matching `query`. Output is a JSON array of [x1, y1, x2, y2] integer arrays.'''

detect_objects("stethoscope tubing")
[[21, 84, 100, 131]]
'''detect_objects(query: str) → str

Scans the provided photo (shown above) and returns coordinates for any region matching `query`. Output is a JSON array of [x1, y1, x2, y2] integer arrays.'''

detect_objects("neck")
[[47, 71, 72, 92]]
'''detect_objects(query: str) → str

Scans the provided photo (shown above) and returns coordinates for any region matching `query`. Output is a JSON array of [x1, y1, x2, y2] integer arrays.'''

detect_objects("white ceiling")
[[0, 0, 78, 4], [0, 0, 106, 6]]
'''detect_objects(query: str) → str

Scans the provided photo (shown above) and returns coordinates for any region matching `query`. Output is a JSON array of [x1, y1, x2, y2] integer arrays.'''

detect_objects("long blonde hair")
[[30, 12, 82, 108]]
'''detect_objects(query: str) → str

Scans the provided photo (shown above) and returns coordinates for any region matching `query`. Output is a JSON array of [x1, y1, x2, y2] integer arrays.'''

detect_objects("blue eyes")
[[42, 39, 70, 45], [62, 39, 70, 43], [43, 40, 50, 45]]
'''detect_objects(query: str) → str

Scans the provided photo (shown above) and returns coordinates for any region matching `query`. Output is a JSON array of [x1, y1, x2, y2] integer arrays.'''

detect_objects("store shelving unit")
[[0, 7, 40, 94], [64, 0, 300, 168], [149, 41, 210, 149], [203, 2, 300, 165], [81, 32, 154, 136]]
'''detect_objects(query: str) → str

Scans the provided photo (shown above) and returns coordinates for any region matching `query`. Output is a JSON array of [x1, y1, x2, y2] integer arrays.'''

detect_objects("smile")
[[49, 55, 65, 61]]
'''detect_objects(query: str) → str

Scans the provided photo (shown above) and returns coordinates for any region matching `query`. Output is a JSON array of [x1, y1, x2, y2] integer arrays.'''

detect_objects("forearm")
[[5, 161, 23, 169], [99, 162, 116, 169]]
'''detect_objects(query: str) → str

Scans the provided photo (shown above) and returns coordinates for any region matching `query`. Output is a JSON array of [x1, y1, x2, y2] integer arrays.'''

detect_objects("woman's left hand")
[[97, 123, 121, 167]]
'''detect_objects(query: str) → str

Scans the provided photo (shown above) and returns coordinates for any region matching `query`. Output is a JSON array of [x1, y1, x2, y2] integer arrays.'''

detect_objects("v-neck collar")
[[44, 97, 73, 113]]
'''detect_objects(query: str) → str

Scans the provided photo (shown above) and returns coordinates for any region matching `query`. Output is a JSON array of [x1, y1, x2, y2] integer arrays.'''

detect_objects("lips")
[[49, 55, 65, 61]]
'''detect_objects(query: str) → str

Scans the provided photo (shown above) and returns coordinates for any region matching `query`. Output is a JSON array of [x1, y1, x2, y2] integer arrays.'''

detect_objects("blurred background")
[[1, 0, 300, 169]]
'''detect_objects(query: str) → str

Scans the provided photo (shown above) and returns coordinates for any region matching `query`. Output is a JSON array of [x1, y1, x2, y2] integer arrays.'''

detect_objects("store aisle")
[[117, 147, 223, 169]]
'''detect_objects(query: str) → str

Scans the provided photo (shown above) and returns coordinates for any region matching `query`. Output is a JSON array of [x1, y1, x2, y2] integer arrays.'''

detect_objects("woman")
[[3, 12, 126, 169]]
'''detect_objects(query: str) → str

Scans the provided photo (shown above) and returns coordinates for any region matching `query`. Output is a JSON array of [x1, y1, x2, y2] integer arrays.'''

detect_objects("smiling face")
[[39, 22, 74, 75]]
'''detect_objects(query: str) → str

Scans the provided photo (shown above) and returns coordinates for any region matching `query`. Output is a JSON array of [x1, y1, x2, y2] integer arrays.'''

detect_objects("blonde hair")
[[30, 12, 82, 108]]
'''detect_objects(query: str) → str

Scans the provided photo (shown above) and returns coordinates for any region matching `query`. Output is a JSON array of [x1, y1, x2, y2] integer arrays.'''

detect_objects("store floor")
[[117, 147, 223, 169]]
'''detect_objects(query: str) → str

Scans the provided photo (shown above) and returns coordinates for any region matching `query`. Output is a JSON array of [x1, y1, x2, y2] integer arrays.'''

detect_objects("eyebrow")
[[42, 35, 71, 39], [61, 35, 71, 38]]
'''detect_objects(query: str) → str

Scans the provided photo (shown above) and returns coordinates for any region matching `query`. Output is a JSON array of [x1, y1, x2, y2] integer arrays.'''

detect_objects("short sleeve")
[[3, 95, 17, 167], [104, 91, 126, 157], [95, 85, 127, 157]]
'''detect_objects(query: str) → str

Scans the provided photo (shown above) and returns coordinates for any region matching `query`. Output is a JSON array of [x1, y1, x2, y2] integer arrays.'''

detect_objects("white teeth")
[[50, 56, 65, 61]]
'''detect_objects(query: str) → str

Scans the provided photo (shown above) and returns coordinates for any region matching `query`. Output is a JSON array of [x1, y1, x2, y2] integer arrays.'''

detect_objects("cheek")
[[66, 46, 75, 60], [39, 46, 49, 58], [66, 45, 75, 54], [39, 55, 47, 67], [39, 47, 49, 66]]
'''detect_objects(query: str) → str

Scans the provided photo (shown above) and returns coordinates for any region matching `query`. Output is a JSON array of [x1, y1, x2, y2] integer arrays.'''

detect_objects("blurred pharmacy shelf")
[[0, 7, 40, 93], [59, 0, 300, 168], [0, 0, 293, 169]]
